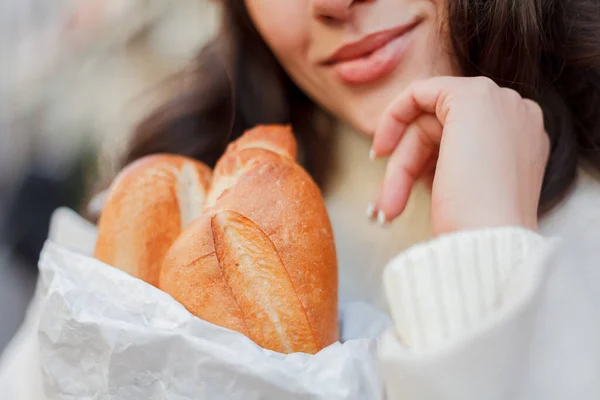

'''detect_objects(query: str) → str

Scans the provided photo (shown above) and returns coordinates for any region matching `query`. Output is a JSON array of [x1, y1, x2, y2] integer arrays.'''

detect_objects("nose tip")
[[311, 0, 357, 22]]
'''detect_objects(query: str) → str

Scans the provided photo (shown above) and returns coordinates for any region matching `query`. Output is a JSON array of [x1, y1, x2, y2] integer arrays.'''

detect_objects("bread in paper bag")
[[0, 208, 389, 399], [95, 125, 339, 354], [0, 126, 394, 399]]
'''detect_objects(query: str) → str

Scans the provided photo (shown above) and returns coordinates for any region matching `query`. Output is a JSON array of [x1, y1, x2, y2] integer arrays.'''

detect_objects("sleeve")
[[378, 227, 600, 400]]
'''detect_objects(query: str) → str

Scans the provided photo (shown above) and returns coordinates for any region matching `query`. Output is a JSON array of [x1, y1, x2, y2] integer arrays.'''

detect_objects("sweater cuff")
[[383, 227, 546, 351]]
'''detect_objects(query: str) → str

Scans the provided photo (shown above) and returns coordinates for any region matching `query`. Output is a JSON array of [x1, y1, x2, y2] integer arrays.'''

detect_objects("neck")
[[324, 124, 432, 309]]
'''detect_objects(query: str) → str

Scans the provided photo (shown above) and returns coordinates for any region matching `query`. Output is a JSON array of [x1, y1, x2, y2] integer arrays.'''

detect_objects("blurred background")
[[0, 0, 219, 351]]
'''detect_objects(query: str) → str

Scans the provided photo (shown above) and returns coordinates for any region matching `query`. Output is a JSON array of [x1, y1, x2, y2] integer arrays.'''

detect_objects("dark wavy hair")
[[118, 0, 600, 213]]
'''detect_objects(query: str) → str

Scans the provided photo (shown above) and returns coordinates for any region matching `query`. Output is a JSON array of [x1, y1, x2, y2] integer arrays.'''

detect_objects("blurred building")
[[0, 0, 219, 350]]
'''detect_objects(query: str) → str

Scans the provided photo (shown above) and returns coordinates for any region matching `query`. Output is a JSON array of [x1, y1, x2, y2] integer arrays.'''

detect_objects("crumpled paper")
[[0, 208, 392, 399]]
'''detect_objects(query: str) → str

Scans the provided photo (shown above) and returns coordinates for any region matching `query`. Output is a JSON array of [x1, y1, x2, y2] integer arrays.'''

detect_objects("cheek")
[[244, 0, 308, 58], [418, 23, 456, 76]]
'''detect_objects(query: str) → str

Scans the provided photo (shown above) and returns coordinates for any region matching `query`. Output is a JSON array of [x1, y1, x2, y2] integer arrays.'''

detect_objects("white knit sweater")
[[326, 127, 600, 399]]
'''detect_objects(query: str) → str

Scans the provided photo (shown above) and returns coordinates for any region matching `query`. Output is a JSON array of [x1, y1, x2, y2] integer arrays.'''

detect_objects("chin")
[[337, 67, 437, 137], [341, 89, 401, 137], [344, 112, 379, 137]]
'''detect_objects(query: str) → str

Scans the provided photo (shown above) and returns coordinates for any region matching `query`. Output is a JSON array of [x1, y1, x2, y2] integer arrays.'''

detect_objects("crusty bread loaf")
[[94, 154, 212, 286], [204, 125, 296, 207], [95, 125, 339, 354]]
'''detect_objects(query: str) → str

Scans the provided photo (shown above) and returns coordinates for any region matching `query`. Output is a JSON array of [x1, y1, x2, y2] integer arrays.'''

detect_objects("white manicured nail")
[[366, 203, 376, 220], [377, 210, 389, 227], [369, 148, 376, 161]]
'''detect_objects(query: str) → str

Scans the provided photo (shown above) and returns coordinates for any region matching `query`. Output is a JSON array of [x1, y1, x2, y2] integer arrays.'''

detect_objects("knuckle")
[[472, 76, 498, 91], [407, 79, 427, 94], [501, 87, 522, 101], [524, 98, 543, 114], [399, 162, 420, 182], [541, 131, 551, 157], [524, 99, 550, 154], [524, 99, 545, 124], [467, 76, 499, 99]]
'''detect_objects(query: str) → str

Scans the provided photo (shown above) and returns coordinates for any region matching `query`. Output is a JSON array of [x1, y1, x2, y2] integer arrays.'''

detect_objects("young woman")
[[121, 0, 600, 398]]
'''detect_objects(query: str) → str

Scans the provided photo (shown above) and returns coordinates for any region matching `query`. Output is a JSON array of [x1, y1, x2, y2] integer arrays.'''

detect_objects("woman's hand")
[[369, 76, 550, 236]]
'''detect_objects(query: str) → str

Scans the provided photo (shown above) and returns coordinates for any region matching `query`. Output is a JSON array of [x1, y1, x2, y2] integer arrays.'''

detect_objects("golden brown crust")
[[158, 212, 250, 334], [161, 146, 338, 353], [205, 125, 298, 208], [225, 124, 297, 160], [94, 154, 212, 286], [213, 155, 339, 350], [212, 210, 318, 354], [97, 125, 338, 354]]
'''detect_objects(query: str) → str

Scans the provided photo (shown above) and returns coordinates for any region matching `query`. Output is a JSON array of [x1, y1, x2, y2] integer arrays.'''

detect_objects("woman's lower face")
[[245, 0, 458, 135]]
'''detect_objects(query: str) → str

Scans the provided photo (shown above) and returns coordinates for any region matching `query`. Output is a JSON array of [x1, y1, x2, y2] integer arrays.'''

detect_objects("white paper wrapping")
[[0, 208, 392, 399]]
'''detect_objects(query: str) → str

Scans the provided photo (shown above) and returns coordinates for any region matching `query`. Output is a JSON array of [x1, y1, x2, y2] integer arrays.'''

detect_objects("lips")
[[321, 20, 421, 86]]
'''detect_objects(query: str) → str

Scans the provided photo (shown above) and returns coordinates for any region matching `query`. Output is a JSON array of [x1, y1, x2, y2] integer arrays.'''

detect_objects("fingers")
[[369, 115, 442, 225], [370, 76, 465, 158], [369, 75, 549, 233], [369, 76, 499, 226]]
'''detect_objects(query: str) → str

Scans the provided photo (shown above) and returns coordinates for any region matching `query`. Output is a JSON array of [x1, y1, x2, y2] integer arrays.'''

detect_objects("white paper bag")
[[0, 208, 392, 399]]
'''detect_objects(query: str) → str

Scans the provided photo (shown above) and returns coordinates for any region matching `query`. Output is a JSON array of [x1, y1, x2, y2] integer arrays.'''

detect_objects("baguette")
[[95, 125, 339, 354], [94, 154, 212, 286]]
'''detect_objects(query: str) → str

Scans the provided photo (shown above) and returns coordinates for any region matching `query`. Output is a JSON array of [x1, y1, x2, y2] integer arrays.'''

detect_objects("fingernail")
[[377, 210, 390, 228], [369, 148, 376, 161], [366, 203, 376, 220]]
